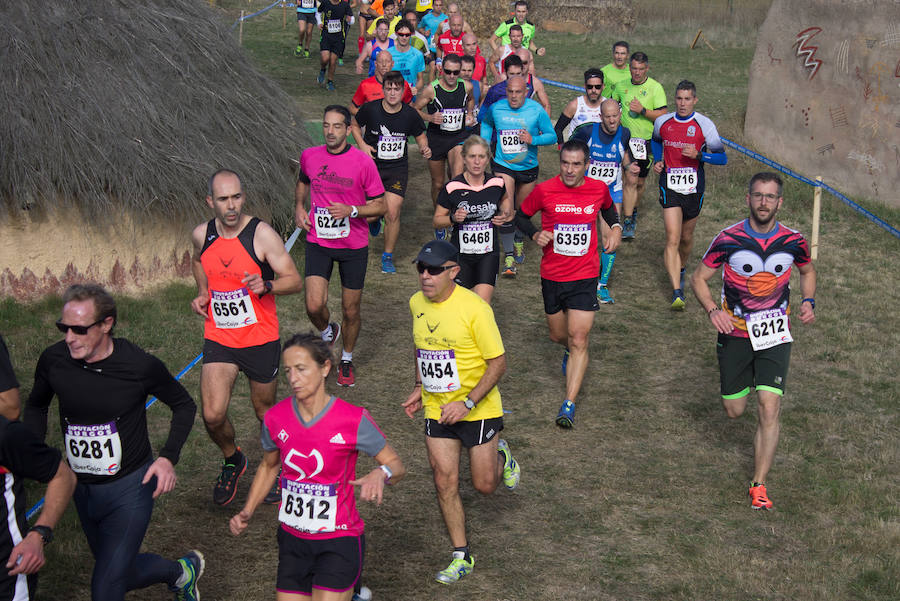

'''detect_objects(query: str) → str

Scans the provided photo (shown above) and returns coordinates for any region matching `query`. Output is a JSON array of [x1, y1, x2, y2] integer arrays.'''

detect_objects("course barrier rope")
[[230, 0, 284, 29], [541, 77, 899, 240], [26, 227, 303, 521]]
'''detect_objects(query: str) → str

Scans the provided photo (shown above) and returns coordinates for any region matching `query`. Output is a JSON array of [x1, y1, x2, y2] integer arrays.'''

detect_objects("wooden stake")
[[811, 176, 822, 260], [690, 29, 703, 49], [239, 10, 244, 45], [282, 1, 286, 29]]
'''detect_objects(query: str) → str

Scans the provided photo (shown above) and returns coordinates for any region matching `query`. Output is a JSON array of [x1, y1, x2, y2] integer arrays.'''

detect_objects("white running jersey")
[[563, 95, 606, 141]]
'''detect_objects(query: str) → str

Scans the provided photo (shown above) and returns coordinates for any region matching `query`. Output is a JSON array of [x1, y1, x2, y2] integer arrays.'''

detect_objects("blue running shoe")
[[326, 80, 336, 92], [317, 70, 325, 84], [434, 227, 448, 240], [369, 217, 383, 237], [556, 399, 575, 428], [173, 550, 205, 601], [381, 253, 396, 274], [561, 348, 569, 376], [597, 285, 614, 304], [622, 217, 636, 240]]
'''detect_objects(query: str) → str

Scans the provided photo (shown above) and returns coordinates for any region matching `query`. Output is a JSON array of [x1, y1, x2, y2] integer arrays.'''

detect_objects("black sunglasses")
[[56, 319, 104, 335], [416, 262, 457, 275], [586, 84, 603, 90], [395, 32, 412, 37], [443, 69, 460, 76]]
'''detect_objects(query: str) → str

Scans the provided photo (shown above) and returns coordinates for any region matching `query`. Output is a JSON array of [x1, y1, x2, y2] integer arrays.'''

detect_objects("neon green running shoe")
[[497, 439, 520, 490], [435, 554, 474, 584]]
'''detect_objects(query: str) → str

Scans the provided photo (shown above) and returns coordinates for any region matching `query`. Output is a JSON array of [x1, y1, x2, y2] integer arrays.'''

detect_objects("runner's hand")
[[190, 294, 209, 318], [6, 533, 45, 576], [295, 206, 312, 231], [709, 309, 736, 334], [229, 509, 252, 536], [438, 400, 469, 425], [401, 388, 422, 418], [241, 271, 266, 295], [142, 457, 176, 499], [420, 145, 432, 159], [653, 161, 664, 174], [533, 230, 552, 247], [350, 468, 387, 505]]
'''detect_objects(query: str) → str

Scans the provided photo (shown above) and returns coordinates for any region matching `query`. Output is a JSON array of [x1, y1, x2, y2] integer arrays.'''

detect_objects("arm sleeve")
[[24, 349, 55, 441], [554, 112, 572, 144], [356, 409, 387, 457], [601, 204, 620, 227], [145, 355, 197, 466], [651, 138, 663, 162]]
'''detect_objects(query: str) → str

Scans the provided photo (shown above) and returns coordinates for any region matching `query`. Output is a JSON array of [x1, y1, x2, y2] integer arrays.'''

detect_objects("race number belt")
[[416, 349, 461, 393], [666, 167, 697, 195], [458, 221, 493, 254], [746, 308, 793, 351], [440, 108, 464, 132], [377, 135, 406, 160], [587, 160, 618, 184], [628, 137, 647, 160], [279, 479, 338, 533], [326, 19, 342, 33], [498, 129, 526, 155], [553, 223, 591, 257], [65, 421, 122, 476], [210, 288, 258, 329], [314, 206, 351, 239]]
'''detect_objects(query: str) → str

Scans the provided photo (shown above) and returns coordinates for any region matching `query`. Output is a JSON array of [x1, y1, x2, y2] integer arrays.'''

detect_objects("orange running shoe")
[[749, 483, 773, 510]]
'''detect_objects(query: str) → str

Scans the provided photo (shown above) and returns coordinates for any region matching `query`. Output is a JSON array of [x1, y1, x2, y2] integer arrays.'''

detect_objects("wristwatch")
[[350, 206, 359, 218], [379, 464, 393, 483], [29, 525, 53, 545], [259, 280, 273, 296], [802, 297, 815, 309], [463, 397, 476, 410]]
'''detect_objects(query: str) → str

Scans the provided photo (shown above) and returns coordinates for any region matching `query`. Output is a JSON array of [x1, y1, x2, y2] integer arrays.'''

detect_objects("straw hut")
[[0, 0, 312, 299]]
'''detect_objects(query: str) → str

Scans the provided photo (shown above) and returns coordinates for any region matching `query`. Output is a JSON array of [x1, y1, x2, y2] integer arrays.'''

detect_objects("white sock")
[[341, 350, 353, 362]]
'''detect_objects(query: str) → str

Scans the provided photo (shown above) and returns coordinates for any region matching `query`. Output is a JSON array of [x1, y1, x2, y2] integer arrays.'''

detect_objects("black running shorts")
[[304, 242, 368, 290], [320, 34, 347, 57], [202, 338, 281, 383], [491, 161, 539, 184], [276, 529, 364, 595], [541, 277, 600, 314], [425, 417, 504, 448], [454, 250, 499, 289], [716, 333, 791, 399], [427, 130, 468, 161], [379, 164, 409, 198], [659, 186, 704, 221]]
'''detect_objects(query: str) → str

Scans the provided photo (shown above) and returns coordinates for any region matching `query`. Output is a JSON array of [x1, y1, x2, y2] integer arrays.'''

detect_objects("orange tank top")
[[200, 218, 279, 348]]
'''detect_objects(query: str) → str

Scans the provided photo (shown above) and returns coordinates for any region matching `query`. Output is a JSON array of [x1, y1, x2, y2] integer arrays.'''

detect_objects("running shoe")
[[338, 58, 344, 66], [326, 80, 336, 92], [497, 439, 520, 490], [501, 255, 517, 277], [369, 217, 384, 237], [352, 587, 373, 601], [561, 348, 569, 376], [263, 469, 281, 505], [337, 360, 355, 387], [213, 450, 247, 506], [597, 285, 614, 304], [671, 290, 685, 311], [381, 253, 396, 274], [303, 49, 310, 58], [293, 45, 303, 57], [435, 554, 474, 584], [317, 69, 325, 84], [323, 322, 341, 348], [434, 227, 448, 240], [622, 216, 636, 240], [555, 399, 575, 428], [749, 483, 774, 510], [173, 550, 205, 601], [513, 241, 525, 264]]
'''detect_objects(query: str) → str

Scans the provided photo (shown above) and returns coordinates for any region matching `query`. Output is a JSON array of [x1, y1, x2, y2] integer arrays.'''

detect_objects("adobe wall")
[[745, 0, 900, 206]]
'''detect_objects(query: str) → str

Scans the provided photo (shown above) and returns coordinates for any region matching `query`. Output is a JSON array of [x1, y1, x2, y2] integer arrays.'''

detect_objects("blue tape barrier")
[[231, 0, 284, 29]]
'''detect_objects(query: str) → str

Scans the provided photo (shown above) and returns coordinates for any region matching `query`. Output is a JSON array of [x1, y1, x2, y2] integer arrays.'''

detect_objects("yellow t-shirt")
[[367, 15, 401, 36], [409, 285, 505, 421]]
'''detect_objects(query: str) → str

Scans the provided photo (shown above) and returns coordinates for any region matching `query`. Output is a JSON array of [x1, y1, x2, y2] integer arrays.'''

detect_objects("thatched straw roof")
[[0, 0, 311, 229]]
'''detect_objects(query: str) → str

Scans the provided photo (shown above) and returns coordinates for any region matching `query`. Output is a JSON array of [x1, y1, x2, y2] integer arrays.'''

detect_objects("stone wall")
[[745, 0, 900, 207]]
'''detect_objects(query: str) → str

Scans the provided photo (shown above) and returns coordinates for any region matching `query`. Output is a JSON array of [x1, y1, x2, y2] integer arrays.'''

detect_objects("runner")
[[351, 71, 431, 274], [600, 41, 630, 98], [25, 284, 203, 601], [479, 55, 532, 117], [349, 51, 413, 117], [402, 240, 520, 584], [513, 141, 622, 427], [401, 9, 432, 61], [433, 135, 513, 303], [569, 99, 640, 303], [691, 172, 816, 511], [512, 48, 551, 115], [479, 75, 556, 276], [459, 55, 481, 112], [387, 19, 426, 94], [295, 105, 386, 388], [364, 0, 399, 38], [611, 51, 667, 239], [355, 18, 394, 78], [435, 13, 466, 64], [0, 336, 19, 420], [294, 0, 318, 58], [414, 53, 476, 238], [651, 80, 727, 309], [0, 336, 76, 601], [317, 0, 354, 92], [489, 0, 544, 57], [440, 3, 475, 36], [487, 24, 524, 81], [461, 33, 487, 84], [418, 0, 447, 57], [191, 169, 303, 506], [230, 333, 405, 600], [555, 68, 607, 144]]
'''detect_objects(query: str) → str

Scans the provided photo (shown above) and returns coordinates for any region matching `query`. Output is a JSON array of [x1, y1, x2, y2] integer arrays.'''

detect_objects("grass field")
[[2, 1, 899, 600]]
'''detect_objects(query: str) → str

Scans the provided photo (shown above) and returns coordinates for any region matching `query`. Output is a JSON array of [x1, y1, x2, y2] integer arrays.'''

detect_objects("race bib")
[[498, 129, 526, 155], [65, 422, 122, 476], [210, 288, 258, 329], [314, 206, 351, 239], [279, 480, 337, 533], [666, 167, 698, 194], [587, 160, 619, 184], [746, 308, 793, 351], [377, 135, 406, 160], [440, 109, 464, 132], [553, 223, 591, 257], [300, 0, 315, 8], [629, 137, 647, 160], [458, 221, 493, 254], [416, 349, 461, 393], [326, 19, 342, 33]]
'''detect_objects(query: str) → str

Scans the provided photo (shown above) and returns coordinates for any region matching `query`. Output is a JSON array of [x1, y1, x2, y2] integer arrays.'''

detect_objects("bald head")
[[374, 50, 394, 77], [506, 75, 527, 109], [462, 33, 478, 55], [600, 98, 622, 134], [449, 14, 463, 35]]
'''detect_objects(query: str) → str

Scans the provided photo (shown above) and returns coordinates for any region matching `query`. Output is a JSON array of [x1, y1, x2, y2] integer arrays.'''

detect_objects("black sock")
[[453, 545, 471, 563], [226, 449, 243, 466]]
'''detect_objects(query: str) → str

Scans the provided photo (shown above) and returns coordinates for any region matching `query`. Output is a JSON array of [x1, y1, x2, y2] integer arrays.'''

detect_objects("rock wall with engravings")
[[745, 0, 900, 207]]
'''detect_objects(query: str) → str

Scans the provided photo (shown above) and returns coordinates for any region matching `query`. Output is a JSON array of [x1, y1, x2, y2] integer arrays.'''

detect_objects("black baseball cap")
[[413, 240, 459, 266]]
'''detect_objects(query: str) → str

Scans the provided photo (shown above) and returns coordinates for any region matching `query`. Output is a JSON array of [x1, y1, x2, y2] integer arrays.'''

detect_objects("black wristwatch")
[[464, 398, 476, 410], [259, 280, 273, 297], [29, 525, 53, 545]]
